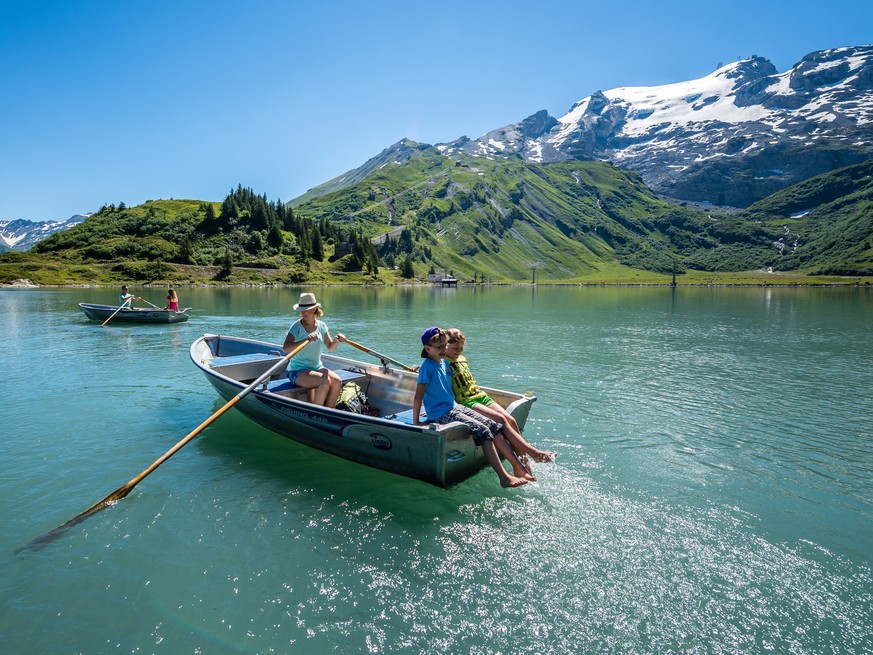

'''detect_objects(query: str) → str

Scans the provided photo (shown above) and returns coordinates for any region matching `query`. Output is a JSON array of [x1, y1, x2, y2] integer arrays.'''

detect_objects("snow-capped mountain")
[[0, 214, 88, 252], [438, 45, 873, 207]]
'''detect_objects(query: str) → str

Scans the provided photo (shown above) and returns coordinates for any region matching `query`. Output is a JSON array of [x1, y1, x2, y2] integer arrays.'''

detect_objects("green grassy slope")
[[741, 158, 873, 274], [2, 154, 871, 285]]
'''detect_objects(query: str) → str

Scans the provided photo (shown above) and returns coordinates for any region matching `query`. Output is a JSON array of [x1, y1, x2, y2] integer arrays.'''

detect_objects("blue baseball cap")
[[420, 326, 441, 357]]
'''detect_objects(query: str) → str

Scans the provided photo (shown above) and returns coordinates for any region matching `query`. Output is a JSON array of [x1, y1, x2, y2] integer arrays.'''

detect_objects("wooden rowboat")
[[190, 334, 537, 487], [79, 302, 191, 324]]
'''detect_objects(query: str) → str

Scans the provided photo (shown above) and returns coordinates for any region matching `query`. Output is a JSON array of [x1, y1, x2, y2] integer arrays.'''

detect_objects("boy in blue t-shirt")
[[412, 327, 531, 488]]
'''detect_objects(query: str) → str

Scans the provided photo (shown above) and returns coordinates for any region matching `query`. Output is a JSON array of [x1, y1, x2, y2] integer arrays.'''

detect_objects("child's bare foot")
[[530, 450, 557, 463], [501, 475, 529, 488], [512, 465, 536, 482]]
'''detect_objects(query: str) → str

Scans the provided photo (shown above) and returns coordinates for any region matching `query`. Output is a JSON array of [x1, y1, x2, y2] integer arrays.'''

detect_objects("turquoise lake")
[[1, 285, 871, 654]]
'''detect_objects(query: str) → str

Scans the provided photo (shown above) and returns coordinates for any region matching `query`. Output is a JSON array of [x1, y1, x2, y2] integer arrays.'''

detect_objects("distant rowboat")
[[79, 302, 191, 324]]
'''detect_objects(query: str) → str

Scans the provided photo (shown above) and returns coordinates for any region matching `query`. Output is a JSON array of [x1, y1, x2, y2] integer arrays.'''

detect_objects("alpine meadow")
[[2, 149, 871, 286]]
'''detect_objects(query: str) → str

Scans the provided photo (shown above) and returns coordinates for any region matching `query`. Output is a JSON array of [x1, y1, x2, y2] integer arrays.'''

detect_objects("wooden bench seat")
[[208, 352, 287, 381], [265, 367, 368, 395], [208, 352, 370, 403], [210, 352, 281, 365], [387, 408, 428, 425]]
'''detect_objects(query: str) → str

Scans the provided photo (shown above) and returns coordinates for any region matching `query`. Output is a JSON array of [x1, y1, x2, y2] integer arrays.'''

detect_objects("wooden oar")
[[340, 337, 416, 372], [101, 303, 127, 327], [18, 339, 309, 554], [142, 297, 189, 313]]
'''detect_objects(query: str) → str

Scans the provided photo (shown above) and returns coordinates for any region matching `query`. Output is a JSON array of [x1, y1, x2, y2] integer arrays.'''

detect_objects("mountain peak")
[[0, 214, 88, 252], [436, 109, 558, 161], [292, 45, 873, 209], [722, 55, 778, 81], [468, 45, 873, 206], [518, 109, 559, 139]]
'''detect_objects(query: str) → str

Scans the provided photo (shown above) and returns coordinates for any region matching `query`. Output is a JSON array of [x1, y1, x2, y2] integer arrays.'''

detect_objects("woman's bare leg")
[[294, 370, 332, 405], [325, 370, 343, 407]]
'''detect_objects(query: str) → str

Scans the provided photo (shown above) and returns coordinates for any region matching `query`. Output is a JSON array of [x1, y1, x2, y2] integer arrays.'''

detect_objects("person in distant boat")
[[164, 286, 179, 311], [445, 328, 556, 466], [413, 326, 531, 488], [282, 292, 346, 407], [118, 285, 139, 308]]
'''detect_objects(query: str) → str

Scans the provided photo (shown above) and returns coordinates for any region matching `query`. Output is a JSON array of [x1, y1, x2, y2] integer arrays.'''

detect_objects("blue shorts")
[[288, 367, 322, 385]]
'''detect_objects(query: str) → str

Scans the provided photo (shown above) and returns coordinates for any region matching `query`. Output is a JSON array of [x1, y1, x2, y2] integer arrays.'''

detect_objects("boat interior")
[[203, 346, 524, 425], [205, 349, 426, 422]]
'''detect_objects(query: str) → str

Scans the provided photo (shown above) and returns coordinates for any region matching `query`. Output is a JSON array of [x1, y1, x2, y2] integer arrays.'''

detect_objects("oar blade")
[[15, 487, 128, 555], [17, 339, 308, 553]]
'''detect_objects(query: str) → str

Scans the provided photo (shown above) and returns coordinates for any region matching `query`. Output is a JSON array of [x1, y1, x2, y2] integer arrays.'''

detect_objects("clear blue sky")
[[1, 0, 870, 222]]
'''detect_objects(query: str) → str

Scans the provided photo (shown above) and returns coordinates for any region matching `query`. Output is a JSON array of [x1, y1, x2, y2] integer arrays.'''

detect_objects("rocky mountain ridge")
[[0, 215, 89, 252], [415, 45, 873, 208], [438, 46, 873, 207]]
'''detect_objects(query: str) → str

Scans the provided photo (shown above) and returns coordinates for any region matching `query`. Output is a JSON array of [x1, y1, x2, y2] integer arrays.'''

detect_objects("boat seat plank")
[[209, 352, 282, 365], [389, 408, 428, 425], [332, 368, 369, 384], [208, 352, 288, 382], [265, 368, 368, 394]]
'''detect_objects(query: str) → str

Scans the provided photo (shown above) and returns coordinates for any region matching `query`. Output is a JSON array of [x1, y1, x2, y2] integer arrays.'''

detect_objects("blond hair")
[[445, 328, 465, 344]]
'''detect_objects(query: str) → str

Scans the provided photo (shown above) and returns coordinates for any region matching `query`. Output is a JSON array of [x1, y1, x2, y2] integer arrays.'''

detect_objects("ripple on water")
[[120, 461, 870, 654], [3, 287, 871, 654]]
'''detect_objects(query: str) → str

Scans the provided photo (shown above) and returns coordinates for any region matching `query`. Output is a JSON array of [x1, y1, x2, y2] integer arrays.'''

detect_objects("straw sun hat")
[[293, 292, 322, 311]]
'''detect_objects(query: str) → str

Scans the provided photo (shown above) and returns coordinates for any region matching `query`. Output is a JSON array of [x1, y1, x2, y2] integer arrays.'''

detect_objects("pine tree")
[[267, 222, 283, 249], [246, 231, 265, 255], [219, 247, 233, 278], [298, 229, 310, 263], [180, 235, 194, 264], [400, 255, 414, 279], [312, 229, 324, 261], [283, 207, 296, 232]]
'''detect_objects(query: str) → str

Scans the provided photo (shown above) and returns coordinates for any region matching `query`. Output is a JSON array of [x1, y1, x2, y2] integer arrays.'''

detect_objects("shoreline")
[[3, 278, 871, 290]]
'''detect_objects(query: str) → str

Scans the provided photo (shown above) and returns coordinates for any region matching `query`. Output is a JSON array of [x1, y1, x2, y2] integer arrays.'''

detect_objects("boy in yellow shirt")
[[445, 328, 556, 466]]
